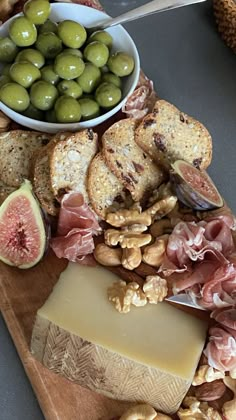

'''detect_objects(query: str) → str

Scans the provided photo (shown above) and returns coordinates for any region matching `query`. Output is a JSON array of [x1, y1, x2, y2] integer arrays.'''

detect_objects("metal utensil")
[[165, 294, 207, 311], [87, 0, 206, 32]]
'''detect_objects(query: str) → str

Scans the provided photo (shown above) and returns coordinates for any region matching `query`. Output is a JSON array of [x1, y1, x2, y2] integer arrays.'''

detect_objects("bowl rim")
[[0, 2, 140, 131]]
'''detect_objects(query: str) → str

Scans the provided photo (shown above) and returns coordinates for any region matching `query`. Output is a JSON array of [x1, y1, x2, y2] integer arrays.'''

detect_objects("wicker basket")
[[213, 0, 236, 53]]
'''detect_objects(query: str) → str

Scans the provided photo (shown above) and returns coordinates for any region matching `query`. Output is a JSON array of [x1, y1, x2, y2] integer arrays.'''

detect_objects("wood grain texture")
[[0, 251, 132, 420], [31, 317, 191, 415]]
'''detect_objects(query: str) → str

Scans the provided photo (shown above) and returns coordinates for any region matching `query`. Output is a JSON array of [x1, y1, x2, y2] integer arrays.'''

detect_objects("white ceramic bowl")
[[0, 3, 140, 133]]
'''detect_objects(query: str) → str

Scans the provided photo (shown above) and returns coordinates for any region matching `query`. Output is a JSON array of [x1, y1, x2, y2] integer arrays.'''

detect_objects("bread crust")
[[0, 130, 51, 187], [102, 118, 165, 202], [49, 129, 98, 203], [88, 152, 126, 219], [135, 100, 212, 170]]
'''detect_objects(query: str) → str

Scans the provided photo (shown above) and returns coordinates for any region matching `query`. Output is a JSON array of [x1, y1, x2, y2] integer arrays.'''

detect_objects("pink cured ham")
[[160, 219, 231, 276], [50, 192, 101, 264], [197, 264, 236, 309], [204, 325, 236, 373], [211, 307, 236, 331], [160, 217, 236, 309], [200, 217, 235, 256], [57, 193, 100, 236], [122, 70, 158, 119]]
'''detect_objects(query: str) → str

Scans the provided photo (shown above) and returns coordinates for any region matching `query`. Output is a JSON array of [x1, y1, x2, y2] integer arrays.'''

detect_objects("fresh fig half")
[[170, 160, 223, 211], [0, 180, 47, 269]]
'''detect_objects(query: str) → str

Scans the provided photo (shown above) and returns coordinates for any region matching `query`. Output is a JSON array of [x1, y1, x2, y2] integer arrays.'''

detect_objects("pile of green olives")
[[0, 0, 135, 123]]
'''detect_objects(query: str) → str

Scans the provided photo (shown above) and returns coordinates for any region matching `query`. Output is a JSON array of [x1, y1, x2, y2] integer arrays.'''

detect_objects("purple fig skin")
[[40, 207, 51, 257], [170, 166, 223, 211], [0, 180, 47, 269]]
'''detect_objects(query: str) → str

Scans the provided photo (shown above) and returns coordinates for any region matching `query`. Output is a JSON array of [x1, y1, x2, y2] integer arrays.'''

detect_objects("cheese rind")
[[31, 263, 207, 413]]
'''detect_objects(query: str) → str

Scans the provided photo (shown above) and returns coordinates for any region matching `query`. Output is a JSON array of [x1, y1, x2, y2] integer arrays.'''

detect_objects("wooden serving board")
[[0, 251, 135, 420]]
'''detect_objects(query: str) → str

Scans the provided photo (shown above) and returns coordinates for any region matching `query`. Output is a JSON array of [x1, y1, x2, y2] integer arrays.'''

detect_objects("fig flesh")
[[0, 180, 47, 268], [170, 160, 223, 211]]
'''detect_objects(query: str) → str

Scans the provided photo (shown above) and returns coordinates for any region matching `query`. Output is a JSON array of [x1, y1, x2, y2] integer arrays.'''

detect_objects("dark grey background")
[[0, 0, 236, 418]]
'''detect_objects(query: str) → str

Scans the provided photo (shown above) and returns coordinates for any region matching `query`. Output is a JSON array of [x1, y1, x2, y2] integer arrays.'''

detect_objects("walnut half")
[[107, 280, 147, 314], [143, 276, 168, 303]]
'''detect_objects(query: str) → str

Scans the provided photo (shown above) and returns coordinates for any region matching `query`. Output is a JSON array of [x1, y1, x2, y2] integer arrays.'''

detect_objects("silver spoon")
[[87, 0, 206, 32]]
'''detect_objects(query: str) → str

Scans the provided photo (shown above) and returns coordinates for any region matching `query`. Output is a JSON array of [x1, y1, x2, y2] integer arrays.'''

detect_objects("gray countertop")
[[0, 0, 236, 418]]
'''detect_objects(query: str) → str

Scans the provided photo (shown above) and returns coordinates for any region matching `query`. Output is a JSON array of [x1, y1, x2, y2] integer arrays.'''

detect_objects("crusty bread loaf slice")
[[0, 181, 16, 205], [50, 129, 98, 202], [102, 118, 165, 202], [88, 152, 128, 219], [33, 132, 72, 216], [0, 130, 51, 187], [135, 99, 212, 170]]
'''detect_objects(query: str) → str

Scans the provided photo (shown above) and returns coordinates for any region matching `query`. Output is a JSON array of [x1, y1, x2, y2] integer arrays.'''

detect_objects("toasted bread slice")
[[88, 152, 128, 219], [102, 118, 165, 201], [0, 130, 51, 187], [135, 100, 212, 170], [50, 129, 98, 202], [0, 181, 16, 205], [33, 132, 72, 216]]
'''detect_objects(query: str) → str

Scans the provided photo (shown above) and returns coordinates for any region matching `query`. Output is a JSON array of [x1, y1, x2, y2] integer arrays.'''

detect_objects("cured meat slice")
[[50, 192, 101, 264]]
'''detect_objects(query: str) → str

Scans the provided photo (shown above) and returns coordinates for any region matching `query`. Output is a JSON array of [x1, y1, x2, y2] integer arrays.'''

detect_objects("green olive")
[[58, 80, 83, 99], [23, 103, 44, 120], [55, 96, 81, 123], [15, 48, 45, 69], [102, 72, 122, 88], [30, 80, 58, 110], [1, 64, 11, 76], [46, 108, 57, 123], [88, 30, 113, 49], [41, 65, 60, 85], [10, 61, 41, 88], [24, 0, 51, 25], [95, 82, 122, 108], [38, 19, 58, 34], [0, 36, 19, 62], [107, 52, 134, 77], [78, 98, 100, 120], [54, 53, 85, 80], [58, 20, 87, 49], [0, 82, 30, 111], [77, 62, 101, 93], [36, 32, 62, 59], [63, 48, 83, 58], [9, 16, 37, 47], [0, 75, 11, 89], [84, 41, 109, 68]]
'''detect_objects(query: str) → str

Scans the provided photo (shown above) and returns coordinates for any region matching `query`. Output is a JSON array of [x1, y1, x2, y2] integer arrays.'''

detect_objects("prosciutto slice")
[[211, 307, 236, 331], [50, 192, 101, 264], [204, 326, 236, 373], [160, 217, 236, 309], [122, 71, 158, 120]]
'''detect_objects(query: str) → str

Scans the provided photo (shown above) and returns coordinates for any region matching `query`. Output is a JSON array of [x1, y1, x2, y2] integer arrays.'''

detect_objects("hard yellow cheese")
[[31, 263, 207, 414]]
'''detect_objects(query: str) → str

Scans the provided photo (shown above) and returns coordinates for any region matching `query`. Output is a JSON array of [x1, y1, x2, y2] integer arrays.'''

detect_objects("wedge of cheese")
[[31, 263, 207, 414]]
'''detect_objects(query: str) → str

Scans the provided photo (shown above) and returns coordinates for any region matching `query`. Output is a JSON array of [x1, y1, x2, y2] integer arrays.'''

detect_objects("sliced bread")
[[0, 181, 16, 205], [135, 99, 212, 170], [0, 130, 51, 187], [102, 118, 165, 202], [88, 152, 128, 219], [32, 132, 72, 216], [50, 129, 98, 202]]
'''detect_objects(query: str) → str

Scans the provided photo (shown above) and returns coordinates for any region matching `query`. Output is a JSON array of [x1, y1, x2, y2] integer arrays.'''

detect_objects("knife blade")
[[165, 294, 207, 311]]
